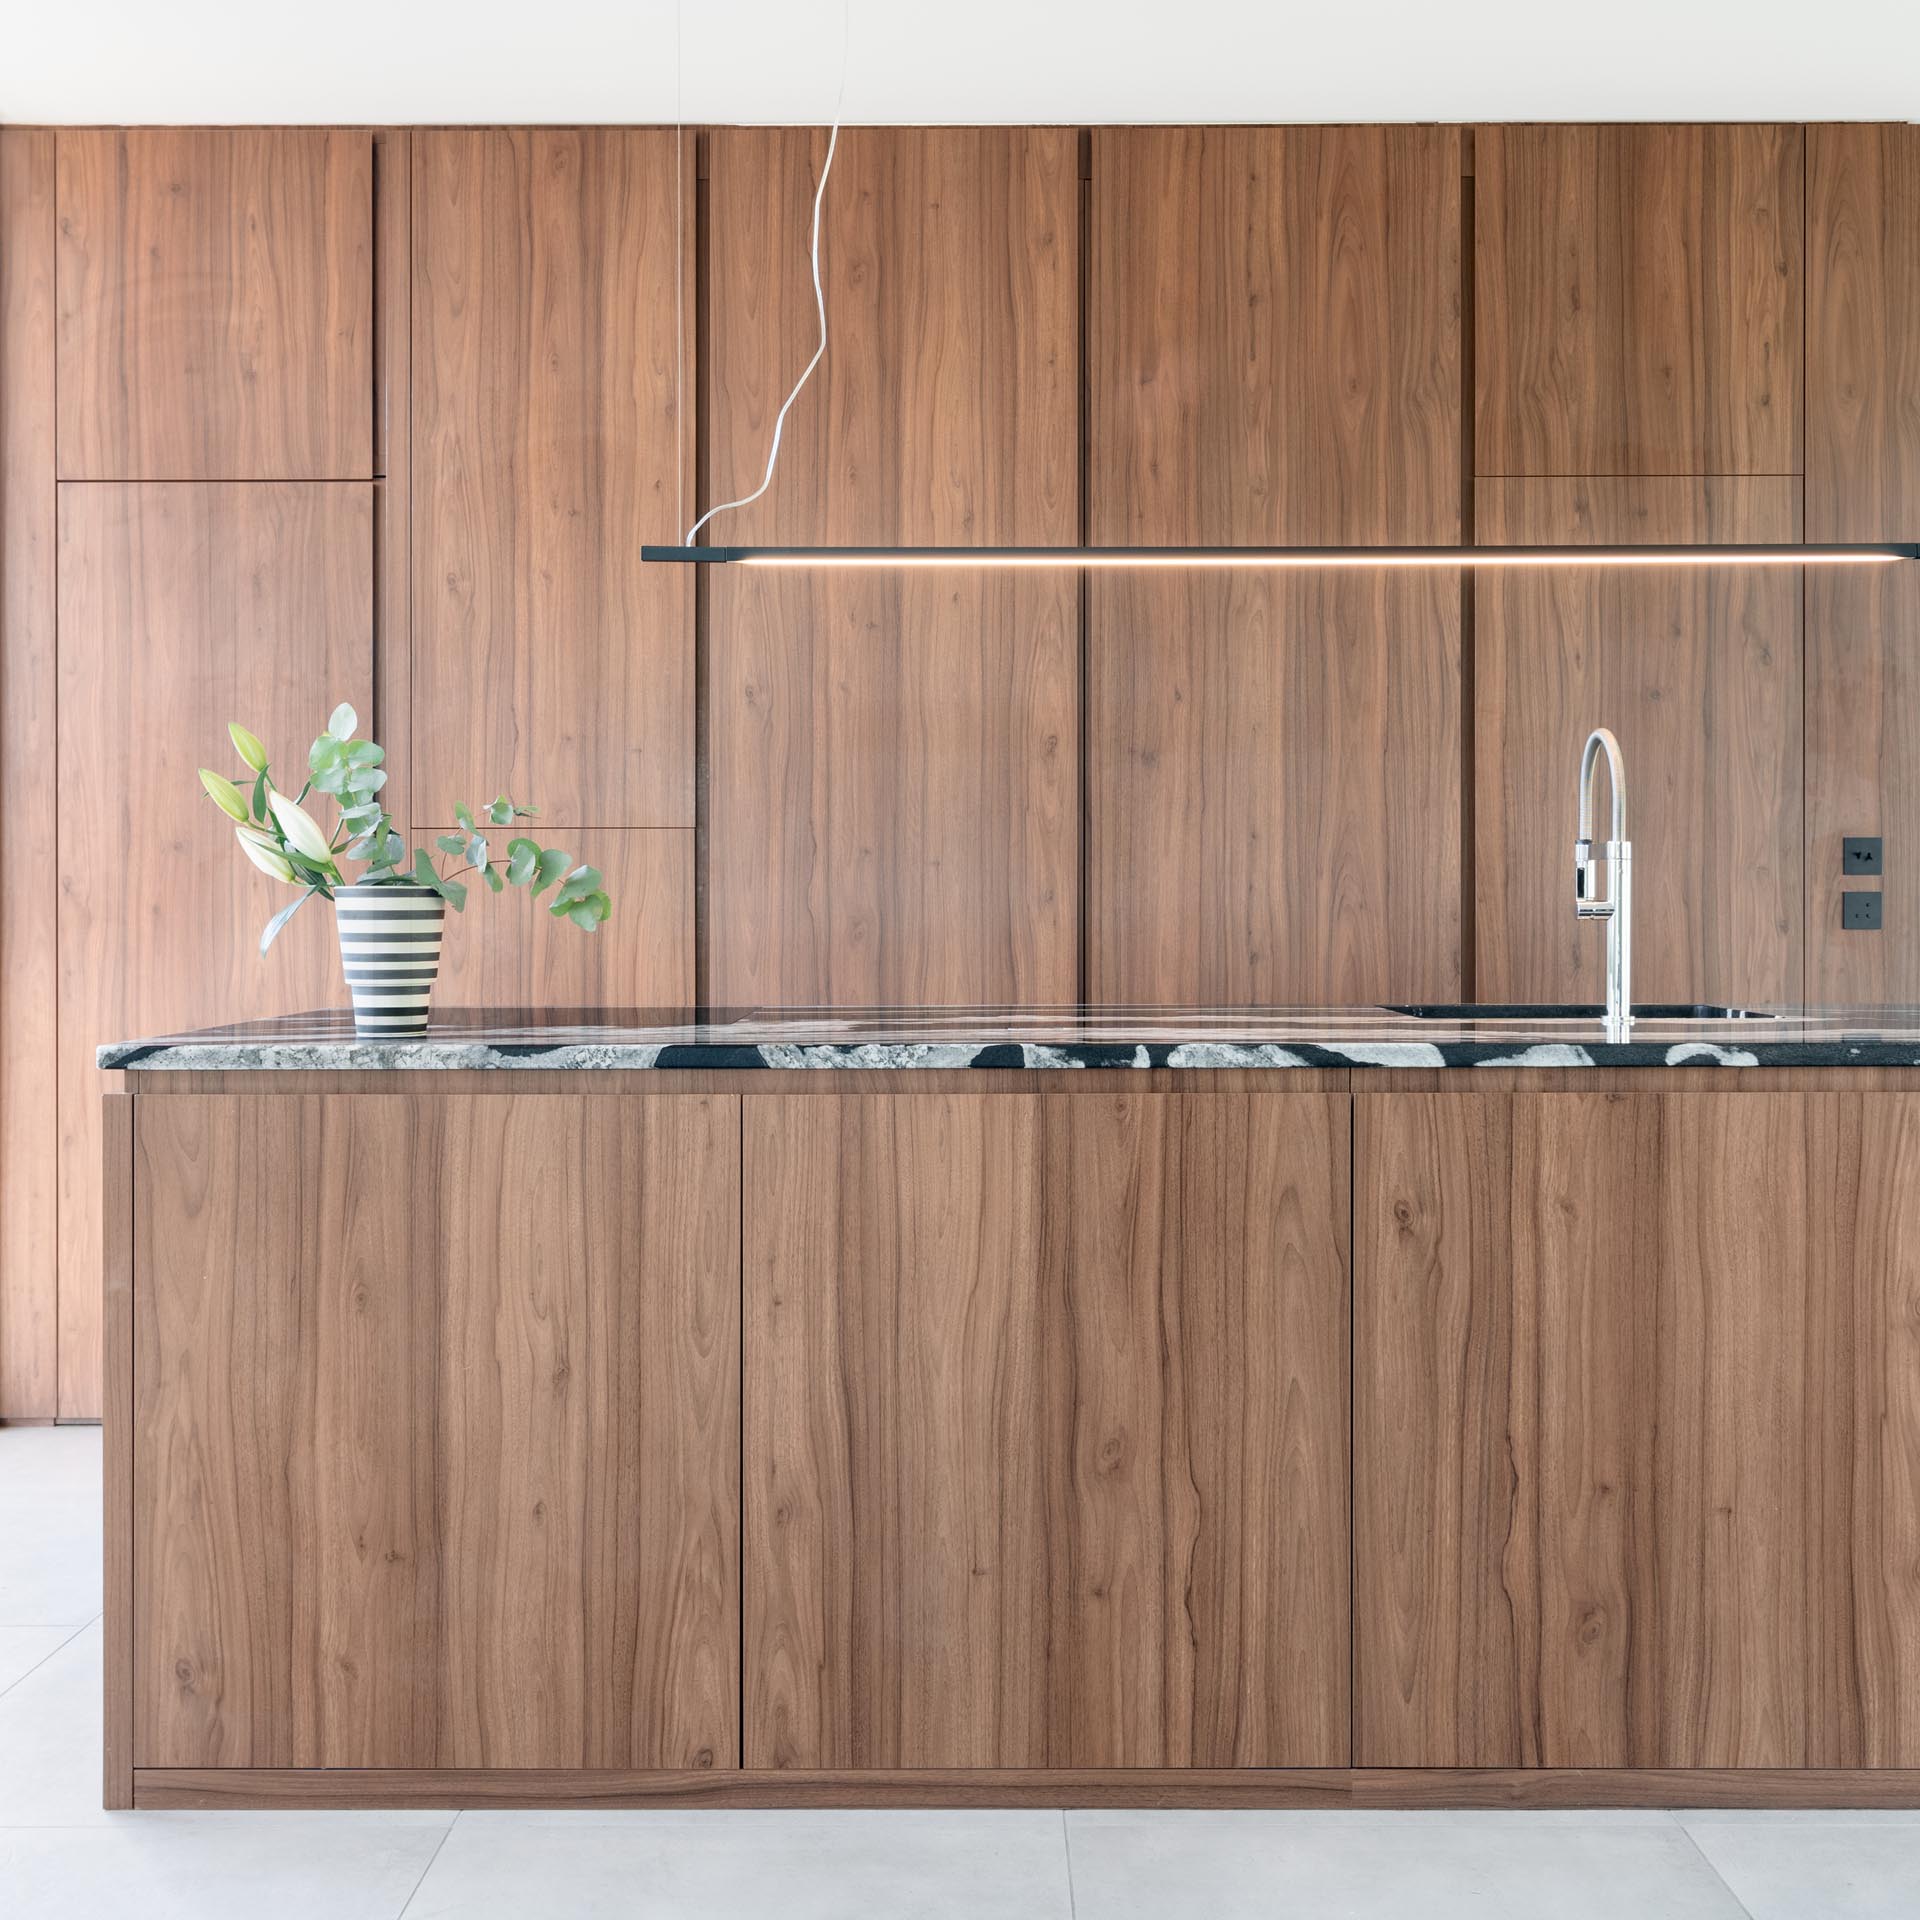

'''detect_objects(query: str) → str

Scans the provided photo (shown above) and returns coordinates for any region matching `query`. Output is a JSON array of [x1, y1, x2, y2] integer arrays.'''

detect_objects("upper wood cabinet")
[[57, 482, 374, 1420], [1355, 1090, 1920, 1769], [705, 129, 1080, 1006], [744, 1091, 1350, 1769], [1808, 124, 1920, 541], [132, 1092, 740, 1769], [411, 129, 692, 832], [1092, 125, 1461, 546], [55, 130, 373, 480], [1476, 125, 1802, 477]]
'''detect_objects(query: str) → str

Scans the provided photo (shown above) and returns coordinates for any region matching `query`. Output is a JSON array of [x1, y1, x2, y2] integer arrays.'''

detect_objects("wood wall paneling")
[[372, 129, 412, 829], [1475, 125, 1803, 476], [705, 129, 1080, 1005], [410, 129, 693, 832], [0, 130, 59, 1418], [132, 1093, 740, 1768], [57, 483, 374, 1418], [1806, 125, 1920, 1000], [1086, 126, 1463, 1005], [55, 130, 373, 480], [1354, 1091, 1920, 1768], [744, 1091, 1350, 1769], [430, 827, 693, 1011], [1474, 478, 1804, 1007]]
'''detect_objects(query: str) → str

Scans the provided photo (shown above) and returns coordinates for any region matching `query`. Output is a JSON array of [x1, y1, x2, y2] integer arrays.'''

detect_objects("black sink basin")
[[1388, 1003, 1785, 1022]]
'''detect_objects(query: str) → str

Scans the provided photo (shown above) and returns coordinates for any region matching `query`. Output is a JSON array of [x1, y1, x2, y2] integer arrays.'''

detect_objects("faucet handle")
[[1574, 837, 1611, 917]]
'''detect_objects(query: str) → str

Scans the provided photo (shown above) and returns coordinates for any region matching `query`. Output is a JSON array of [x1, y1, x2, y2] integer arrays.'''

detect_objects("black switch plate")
[[1843, 836, 1884, 875], [1843, 891, 1884, 930]]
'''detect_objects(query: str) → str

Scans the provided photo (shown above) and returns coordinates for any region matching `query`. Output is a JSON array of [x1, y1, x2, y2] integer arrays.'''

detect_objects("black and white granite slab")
[[96, 1006, 1920, 1071]]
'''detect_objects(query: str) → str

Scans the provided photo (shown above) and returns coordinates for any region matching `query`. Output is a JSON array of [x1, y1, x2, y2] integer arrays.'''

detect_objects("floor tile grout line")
[[0, 1615, 98, 1704], [1673, 1814, 1760, 1920], [1062, 1808, 1079, 1920], [393, 1808, 461, 1920]]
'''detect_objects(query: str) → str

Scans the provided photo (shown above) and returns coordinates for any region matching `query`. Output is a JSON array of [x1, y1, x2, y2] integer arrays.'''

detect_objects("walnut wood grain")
[[101, 1094, 133, 1807], [0, 131, 58, 1418], [131, 1093, 740, 1770], [1355, 1091, 1920, 1769], [1475, 125, 1803, 476], [429, 828, 692, 1010], [744, 1091, 1349, 1769], [1475, 478, 1802, 1007], [1805, 125, 1920, 1002], [55, 130, 372, 480], [57, 482, 373, 1420], [1086, 127, 1462, 1005], [372, 130, 412, 830], [129, 1764, 1920, 1811], [411, 130, 692, 832], [705, 129, 1079, 1005], [1807, 124, 1920, 544]]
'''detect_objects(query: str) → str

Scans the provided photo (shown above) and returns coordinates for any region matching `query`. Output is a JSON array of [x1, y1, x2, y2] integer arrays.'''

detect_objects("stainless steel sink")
[[1388, 1003, 1788, 1022]]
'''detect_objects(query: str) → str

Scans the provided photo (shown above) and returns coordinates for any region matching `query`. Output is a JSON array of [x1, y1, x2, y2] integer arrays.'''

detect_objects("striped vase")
[[333, 883, 446, 1035]]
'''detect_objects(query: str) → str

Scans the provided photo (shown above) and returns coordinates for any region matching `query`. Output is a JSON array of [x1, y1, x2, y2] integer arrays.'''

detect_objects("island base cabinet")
[[742, 1091, 1352, 1770], [1353, 1091, 1920, 1769], [129, 1093, 742, 1772]]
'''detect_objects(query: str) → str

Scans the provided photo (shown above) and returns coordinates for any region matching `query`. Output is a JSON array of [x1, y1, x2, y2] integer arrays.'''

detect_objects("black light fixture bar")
[[642, 542, 1920, 569]]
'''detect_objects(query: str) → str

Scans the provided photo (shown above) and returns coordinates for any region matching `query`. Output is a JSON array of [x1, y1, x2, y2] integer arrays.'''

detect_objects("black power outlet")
[[1843, 891, 1884, 931], [1843, 836, 1884, 875]]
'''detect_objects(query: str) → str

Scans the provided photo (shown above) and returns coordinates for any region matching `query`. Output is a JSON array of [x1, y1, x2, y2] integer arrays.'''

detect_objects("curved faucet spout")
[[1579, 727, 1628, 844], [1573, 728, 1632, 1042]]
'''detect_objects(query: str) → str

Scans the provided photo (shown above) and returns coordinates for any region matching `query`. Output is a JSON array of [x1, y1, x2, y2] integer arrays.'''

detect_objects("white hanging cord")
[[674, 0, 685, 540], [682, 0, 849, 546]]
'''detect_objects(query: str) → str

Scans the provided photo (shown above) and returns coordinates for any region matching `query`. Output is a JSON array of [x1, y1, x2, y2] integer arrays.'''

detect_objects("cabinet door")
[[1476, 124, 1802, 476], [133, 1093, 741, 1770], [1087, 126, 1462, 1007], [1354, 1091, 1920, 1768], [58, 481, 373, 1420], [56, 130, 372, 480], [744, 1091, 1350, 1769]]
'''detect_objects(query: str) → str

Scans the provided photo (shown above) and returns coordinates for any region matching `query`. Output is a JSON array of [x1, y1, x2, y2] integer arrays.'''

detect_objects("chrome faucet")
[[1574, 728, 1632, 1042]]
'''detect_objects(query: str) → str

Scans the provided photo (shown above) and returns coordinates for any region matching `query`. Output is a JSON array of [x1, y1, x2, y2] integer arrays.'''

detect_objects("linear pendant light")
[[642, 543, 1920, 569]]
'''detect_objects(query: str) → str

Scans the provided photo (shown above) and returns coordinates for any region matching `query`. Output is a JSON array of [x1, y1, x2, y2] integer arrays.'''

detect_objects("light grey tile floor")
[[3, 1424, 1917, 1917]]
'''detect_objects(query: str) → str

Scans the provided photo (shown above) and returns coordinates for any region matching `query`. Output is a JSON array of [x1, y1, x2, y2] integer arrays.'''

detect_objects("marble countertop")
[[97, 1004, 1920, 1070]]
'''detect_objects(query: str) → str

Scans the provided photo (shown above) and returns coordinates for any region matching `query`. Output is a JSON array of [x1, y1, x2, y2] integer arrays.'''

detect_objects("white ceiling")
[[5, 0, 1917, 126]]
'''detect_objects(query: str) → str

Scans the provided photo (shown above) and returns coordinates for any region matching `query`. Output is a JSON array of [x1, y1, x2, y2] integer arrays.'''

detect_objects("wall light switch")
[[1843, 836, 1884, 875], [1842, 891, 1884, 930]]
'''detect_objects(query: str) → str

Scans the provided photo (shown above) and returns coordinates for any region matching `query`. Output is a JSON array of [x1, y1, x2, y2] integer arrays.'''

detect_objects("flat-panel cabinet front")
[[743, 1091, 1352, 1769], [132, 1093, 741, 1771]]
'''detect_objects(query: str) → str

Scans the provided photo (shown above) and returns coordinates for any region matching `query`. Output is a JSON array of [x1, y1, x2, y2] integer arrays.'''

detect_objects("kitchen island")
[[100, 1009, 1920, 1809]]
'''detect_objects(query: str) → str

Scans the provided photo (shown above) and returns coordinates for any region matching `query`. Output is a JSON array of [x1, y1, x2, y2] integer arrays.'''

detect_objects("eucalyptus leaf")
[[412, 849, 445, 895], [435, 832, 467, 857], [454, 801, 475, 831], [487, 795, 514, 827], [344, 741, 385, 767], [440, 875, 468, 911], [552, 864, 604, 911], [465, 834, 488, 871], [200, 768, 250, 822], [483, 864, 504, 893], [259, 889, 314, 954], [327, 702, 358, 740], [505, 838, 538, 886], [530, 846, 571, 898]]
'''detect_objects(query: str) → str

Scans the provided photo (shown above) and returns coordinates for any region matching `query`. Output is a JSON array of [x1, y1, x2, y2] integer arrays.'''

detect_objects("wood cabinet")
[[1475, 125, 1802, 477], [132, 1092, 740, 1769], [1474, 478, 1804, 1007], [55, 130, 373, 481], [1806, 125, 1920, 1001], [410, 130, 692, 840], [58, 483, 374, 1419], [1086, 126, 1463, 1005], [1354, 1090, 1920, 1768], [705, 129, 1080, 1006], [742, 1091, 1351, 1768]]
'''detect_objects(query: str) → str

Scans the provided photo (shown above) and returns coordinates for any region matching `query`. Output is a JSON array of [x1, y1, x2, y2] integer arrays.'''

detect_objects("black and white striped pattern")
[[334, 884, 446, 1035]]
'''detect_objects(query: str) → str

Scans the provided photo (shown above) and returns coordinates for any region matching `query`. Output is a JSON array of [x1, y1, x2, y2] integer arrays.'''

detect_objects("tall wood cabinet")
[[1087, 126, 1463, 1006], [742, 1091, 1351, 1768]]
